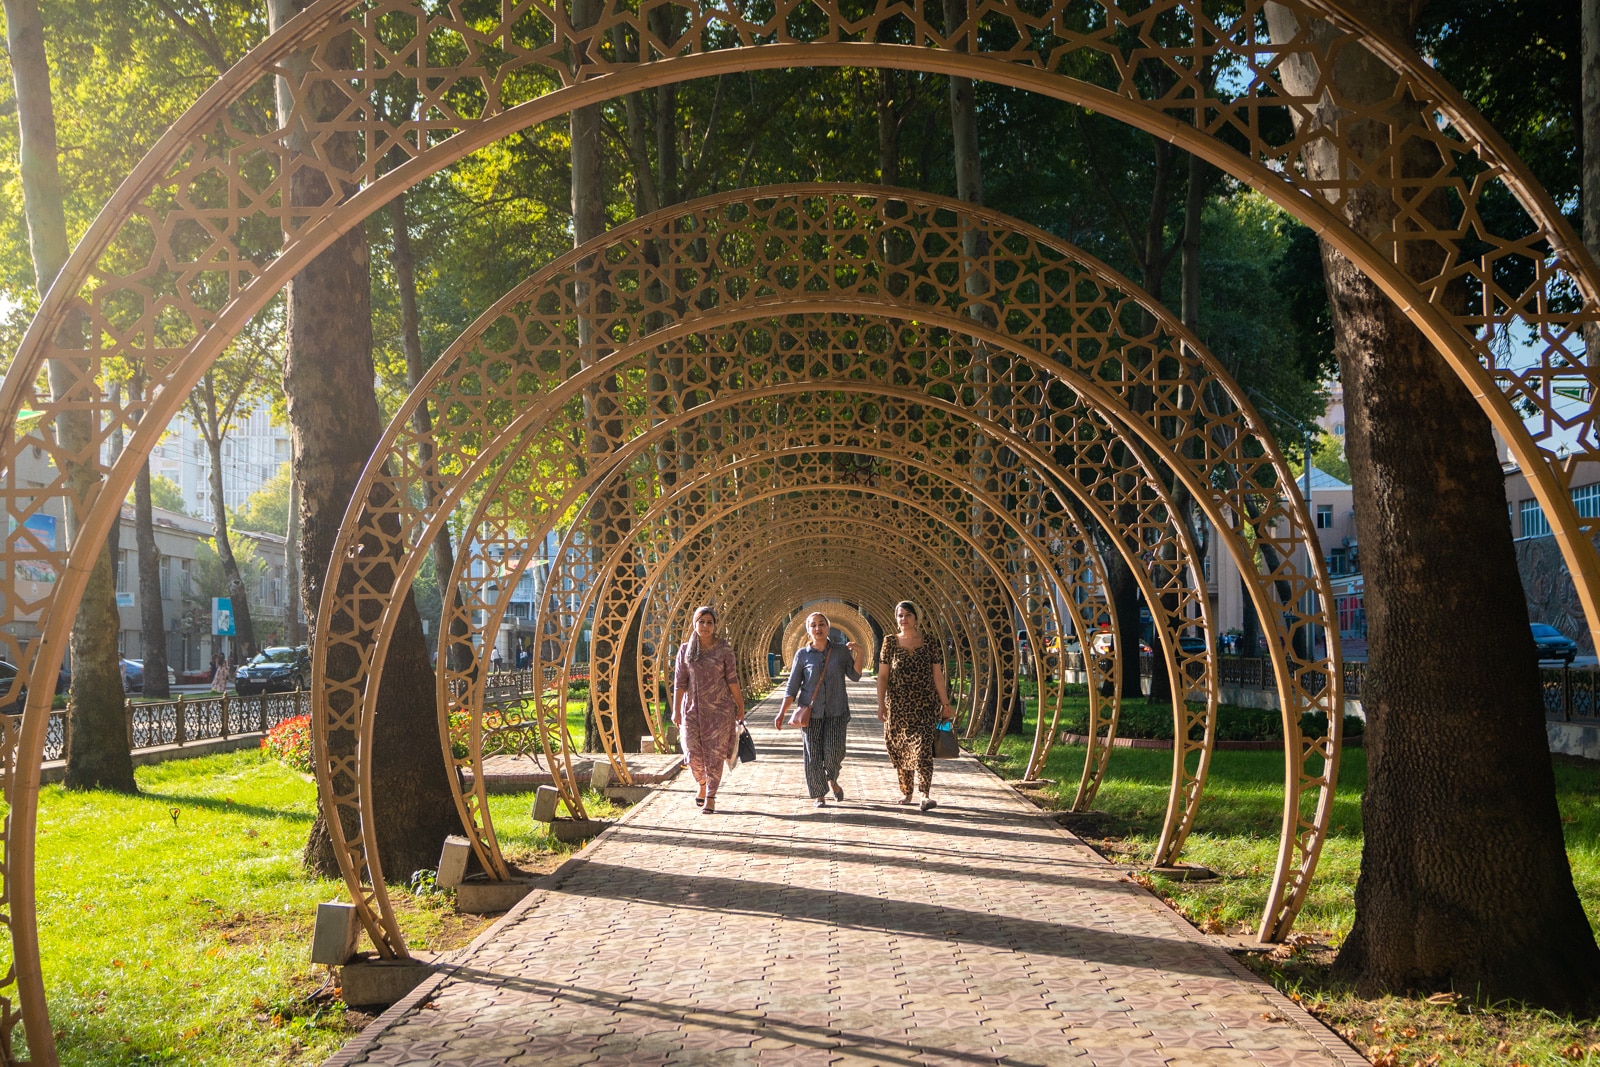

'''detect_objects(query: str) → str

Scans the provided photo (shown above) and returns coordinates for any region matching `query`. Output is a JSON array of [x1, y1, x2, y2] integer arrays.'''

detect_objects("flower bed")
[[261, 713, 312, 774]]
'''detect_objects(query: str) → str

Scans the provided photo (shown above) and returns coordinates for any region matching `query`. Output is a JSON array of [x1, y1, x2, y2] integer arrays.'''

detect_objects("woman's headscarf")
[[684, 605, 717, 662]]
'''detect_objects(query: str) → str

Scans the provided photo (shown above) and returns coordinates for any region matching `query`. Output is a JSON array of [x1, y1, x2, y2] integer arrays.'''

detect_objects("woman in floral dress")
[[673, 606, 745, 814], [876, 600, 955, 811]]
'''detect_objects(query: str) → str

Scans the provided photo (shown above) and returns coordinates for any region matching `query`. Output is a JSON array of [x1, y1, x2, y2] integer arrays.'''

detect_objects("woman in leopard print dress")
[[876, 600, 954, 811]]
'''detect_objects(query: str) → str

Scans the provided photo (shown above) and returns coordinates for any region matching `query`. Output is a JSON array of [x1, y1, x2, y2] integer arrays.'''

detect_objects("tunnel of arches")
[[1, 1, 1597, 1061]]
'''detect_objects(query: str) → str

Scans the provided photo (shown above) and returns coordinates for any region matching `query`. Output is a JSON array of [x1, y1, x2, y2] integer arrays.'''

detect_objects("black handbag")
[[737, 726, 757, 763], [933, 722, 960, 759]]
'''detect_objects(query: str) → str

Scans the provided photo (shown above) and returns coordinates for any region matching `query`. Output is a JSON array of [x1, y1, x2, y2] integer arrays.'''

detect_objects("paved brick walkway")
[[330, 683, 1360, 1066]]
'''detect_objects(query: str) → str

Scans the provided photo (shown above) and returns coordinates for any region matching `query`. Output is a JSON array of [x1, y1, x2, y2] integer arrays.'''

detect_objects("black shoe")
[[920, 797, 937, 812]]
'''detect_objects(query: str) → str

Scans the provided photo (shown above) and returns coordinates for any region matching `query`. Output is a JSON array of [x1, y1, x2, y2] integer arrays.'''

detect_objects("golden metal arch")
[[0, 0, 1592, 1055], [306, 190, 1330, 964], [779, 605, 878, 670], [425, 371, 1196, 879]]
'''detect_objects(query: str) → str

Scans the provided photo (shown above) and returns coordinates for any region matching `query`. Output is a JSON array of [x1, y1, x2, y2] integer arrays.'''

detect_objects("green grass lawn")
[[26, 750, 609, 1066], [992, 698, 1600, 1067]]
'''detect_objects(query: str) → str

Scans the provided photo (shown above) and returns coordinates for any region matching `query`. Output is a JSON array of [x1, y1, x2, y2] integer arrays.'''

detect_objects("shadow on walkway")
[[555, 859, 1221, 977]]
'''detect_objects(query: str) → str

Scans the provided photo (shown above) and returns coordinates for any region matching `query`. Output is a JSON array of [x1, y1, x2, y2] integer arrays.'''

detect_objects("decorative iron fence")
[[1108, 656, 1598, 720], [43, 690, 311, 762], [484, 664, 587, 698], [1134, 654, 1356, 700], [1542, 666, 1600, 721]]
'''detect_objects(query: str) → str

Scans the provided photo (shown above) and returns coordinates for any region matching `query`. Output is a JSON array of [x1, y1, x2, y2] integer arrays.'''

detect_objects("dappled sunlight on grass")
[[29, 750, 575, 1066], [992, 703, 1600, 1067]]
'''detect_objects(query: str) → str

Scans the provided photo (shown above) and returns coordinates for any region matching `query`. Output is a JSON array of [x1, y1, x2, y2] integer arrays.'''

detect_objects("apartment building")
[[5, 442, 300, 673], [1201, 466, 1359, 659], [1506, 458, 1600, 656], [149, 410, 290, 519]]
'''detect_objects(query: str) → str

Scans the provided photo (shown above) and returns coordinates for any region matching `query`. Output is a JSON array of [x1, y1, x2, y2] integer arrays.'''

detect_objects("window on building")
[[1329, 549, 1347, 576], [1521, 498, 1550, 538], [116, 550, 131, 593], [178, 558, 191, 597], [1316, 504, 1333, 529], [1574, 483, 1600, 519], [1336, 593, 1366, 637], [159, 556, 172, 599]]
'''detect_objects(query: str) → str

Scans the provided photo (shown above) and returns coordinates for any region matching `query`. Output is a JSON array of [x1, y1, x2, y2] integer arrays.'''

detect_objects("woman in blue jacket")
[[775, 611, 862, 807]]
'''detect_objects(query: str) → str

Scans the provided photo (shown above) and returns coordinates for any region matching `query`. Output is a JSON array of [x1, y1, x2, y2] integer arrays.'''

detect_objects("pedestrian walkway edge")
[[320, 768, 678, 1067], [968, 748, 1370, 1067]]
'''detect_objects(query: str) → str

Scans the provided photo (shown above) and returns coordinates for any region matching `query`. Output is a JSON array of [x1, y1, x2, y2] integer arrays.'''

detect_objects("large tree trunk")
[[390, 194, 470, 672], [1147, 145, 1213, 705], [271, 0, 460, 881], [943, 1, 1018, 734], [1584, 0, 1600, 361], [572, 0, 649, 753], [1268, 1, 1600, 1010], [198, 390, 257, 654], [5, 0, 135, 792], [130, 377, 170, 698], [284, 438, 304, 646]]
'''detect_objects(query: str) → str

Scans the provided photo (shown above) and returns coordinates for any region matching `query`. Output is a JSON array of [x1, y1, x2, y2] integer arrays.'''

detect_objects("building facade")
[[149, 410, 291, 518], [1201, 466, 1359, 660], [1505, 458, 1600, 657], [110, 509, 296, 672], [5, 442, 301, 675]]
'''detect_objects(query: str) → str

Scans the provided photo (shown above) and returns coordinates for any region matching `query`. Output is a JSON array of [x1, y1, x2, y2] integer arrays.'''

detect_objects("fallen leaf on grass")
[[1368, 1045, 1399, 1067], [1425, 991, 1460, 1006], [1260, 1012, 1286, 1023]]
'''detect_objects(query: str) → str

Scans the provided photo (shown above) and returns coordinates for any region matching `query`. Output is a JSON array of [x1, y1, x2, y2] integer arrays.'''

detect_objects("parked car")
[[1531, 623, 1579, 665], [121, 659, 178, 693], [234, 646, 310, 695], [1177, 635, 1208, 656], [0, 660, 24, 714]]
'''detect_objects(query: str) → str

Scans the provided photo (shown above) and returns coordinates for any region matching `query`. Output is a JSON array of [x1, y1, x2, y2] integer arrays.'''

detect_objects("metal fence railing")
[[1099, 655, 1598, 721], [46, 661, 595, 764], [1117, 654, 1363, 700], [1543, 666, 1600, 722], [44, 690, 311, 763]]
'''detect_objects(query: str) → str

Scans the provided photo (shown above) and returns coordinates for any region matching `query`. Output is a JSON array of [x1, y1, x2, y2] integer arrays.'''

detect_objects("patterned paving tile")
[[327, 684, 1357, 1067]]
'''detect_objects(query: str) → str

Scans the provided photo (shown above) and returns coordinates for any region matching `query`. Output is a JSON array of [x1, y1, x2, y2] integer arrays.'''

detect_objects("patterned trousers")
[[885, 716, 935, 796], [801, 714, 850, 798]]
